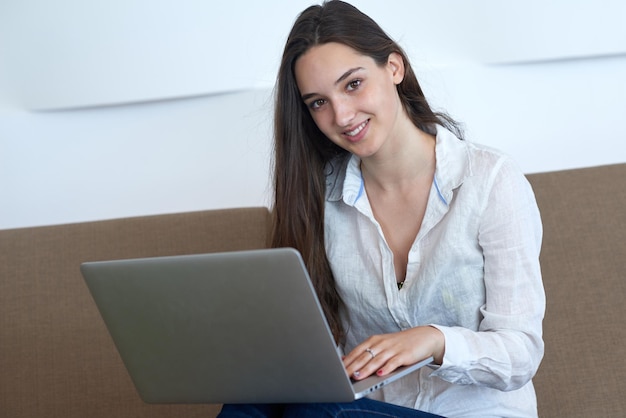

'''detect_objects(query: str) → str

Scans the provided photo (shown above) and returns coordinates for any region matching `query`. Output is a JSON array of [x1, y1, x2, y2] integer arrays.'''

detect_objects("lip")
[[342, 119, 369, 143]]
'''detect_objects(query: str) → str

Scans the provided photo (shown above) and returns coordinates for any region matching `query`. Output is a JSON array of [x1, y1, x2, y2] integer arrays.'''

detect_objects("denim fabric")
[[218, 398, 444, 417]]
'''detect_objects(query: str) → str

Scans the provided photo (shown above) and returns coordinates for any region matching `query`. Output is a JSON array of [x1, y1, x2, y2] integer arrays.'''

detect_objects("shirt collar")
[[432, 125, 472, 205], [325, 154, 350, 203], [325, 125, 472, 204]]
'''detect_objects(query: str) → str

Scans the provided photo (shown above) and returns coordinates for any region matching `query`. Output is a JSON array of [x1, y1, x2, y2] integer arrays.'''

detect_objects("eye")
[[346, 79, 362, 91], [309, 98, 327, 110]]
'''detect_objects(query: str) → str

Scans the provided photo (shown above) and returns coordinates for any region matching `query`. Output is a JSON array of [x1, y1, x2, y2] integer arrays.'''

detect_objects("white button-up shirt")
[[324, 126, 545, 417]]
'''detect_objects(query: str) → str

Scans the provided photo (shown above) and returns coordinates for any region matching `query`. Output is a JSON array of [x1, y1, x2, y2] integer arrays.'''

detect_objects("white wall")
[[0, 90, 274, 228], [1, 0, 625, 230]]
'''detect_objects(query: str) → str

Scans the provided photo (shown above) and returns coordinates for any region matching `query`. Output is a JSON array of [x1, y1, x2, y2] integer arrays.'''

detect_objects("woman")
[[220, 1, 545, 417]]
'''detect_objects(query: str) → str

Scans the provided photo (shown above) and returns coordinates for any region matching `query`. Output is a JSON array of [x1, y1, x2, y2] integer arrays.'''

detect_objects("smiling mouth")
[[344, 120, 369, 137]]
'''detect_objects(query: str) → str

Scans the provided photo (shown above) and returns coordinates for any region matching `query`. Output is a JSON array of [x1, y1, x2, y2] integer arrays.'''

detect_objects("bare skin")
[[295, 42, 445, 380]]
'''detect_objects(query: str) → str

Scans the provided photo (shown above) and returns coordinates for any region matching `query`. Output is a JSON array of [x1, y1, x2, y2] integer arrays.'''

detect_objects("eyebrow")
[[301, 67, 365, 102]]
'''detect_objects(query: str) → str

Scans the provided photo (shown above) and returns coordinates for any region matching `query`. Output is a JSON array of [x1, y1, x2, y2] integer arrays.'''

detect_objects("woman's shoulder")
[[436, 127, 522, 183], [436, 129, 531, 204], [465, 140, 520, 172], [460, 141, 536, 207]]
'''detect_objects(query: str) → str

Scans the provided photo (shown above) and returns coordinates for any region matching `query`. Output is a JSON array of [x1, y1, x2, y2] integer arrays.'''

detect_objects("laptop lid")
[[81, 247, 432, 404]]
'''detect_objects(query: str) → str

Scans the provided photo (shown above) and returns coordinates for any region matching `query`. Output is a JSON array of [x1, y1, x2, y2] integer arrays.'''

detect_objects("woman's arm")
[[430, 157, 545, 391]]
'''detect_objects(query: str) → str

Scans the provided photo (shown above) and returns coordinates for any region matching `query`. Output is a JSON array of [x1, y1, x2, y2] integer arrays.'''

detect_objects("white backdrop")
[[1, 0, 625, 229]]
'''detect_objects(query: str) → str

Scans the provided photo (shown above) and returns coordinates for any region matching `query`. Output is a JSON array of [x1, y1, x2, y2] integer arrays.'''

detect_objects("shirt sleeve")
[[430, 157, 545, 391]]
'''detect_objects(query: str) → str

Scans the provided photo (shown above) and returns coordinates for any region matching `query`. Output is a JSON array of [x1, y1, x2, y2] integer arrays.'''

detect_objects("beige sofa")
[[1, 163, 624, 418]]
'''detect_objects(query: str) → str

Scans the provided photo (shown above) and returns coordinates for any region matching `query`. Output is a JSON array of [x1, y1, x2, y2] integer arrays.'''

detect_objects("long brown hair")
[[271, 0, 461, 343]]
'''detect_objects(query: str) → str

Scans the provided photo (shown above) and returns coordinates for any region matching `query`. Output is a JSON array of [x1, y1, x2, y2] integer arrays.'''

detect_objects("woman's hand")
[[343, 326, 445, 380]]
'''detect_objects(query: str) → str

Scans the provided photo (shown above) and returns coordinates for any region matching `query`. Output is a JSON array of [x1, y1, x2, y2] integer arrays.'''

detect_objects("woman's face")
[[294, 42, 405, 159]]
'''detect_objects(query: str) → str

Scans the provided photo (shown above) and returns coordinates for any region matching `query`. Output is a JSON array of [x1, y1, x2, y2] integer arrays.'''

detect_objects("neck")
[[360, 126, 436, 191]]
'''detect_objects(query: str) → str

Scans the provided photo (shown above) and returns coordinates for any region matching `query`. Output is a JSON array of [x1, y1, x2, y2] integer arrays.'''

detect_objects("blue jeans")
[[218, 398, 444, 417]]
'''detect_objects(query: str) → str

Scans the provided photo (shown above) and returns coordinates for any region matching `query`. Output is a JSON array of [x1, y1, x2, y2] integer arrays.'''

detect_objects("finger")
[[346, 346, 389, 380], [352, 344, 417, 379], [343, 341, 373, 369], [344, 350, 372, 379], [375, 355, 405, 377]]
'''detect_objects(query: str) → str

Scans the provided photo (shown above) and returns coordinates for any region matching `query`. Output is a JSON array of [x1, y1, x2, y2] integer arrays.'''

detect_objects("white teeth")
[[345, 120, 367, 137]]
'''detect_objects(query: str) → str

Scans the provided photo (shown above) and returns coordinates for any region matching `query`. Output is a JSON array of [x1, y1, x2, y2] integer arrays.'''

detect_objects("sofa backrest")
[[0, 207, 270, 418], [527, 163, 626, 417]]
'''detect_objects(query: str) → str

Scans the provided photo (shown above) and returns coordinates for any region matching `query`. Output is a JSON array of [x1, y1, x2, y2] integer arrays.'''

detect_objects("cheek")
[[372, 84, 396, 111], [310, 113, 345, 147], [310, 111, 333, 135]]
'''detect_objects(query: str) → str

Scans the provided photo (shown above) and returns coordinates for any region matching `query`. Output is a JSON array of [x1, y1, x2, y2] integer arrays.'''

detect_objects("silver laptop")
[[81, 247, 432, 404]]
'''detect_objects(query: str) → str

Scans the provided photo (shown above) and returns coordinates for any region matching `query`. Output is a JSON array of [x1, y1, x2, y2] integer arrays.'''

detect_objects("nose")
[[332, 97, 355, 127]]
